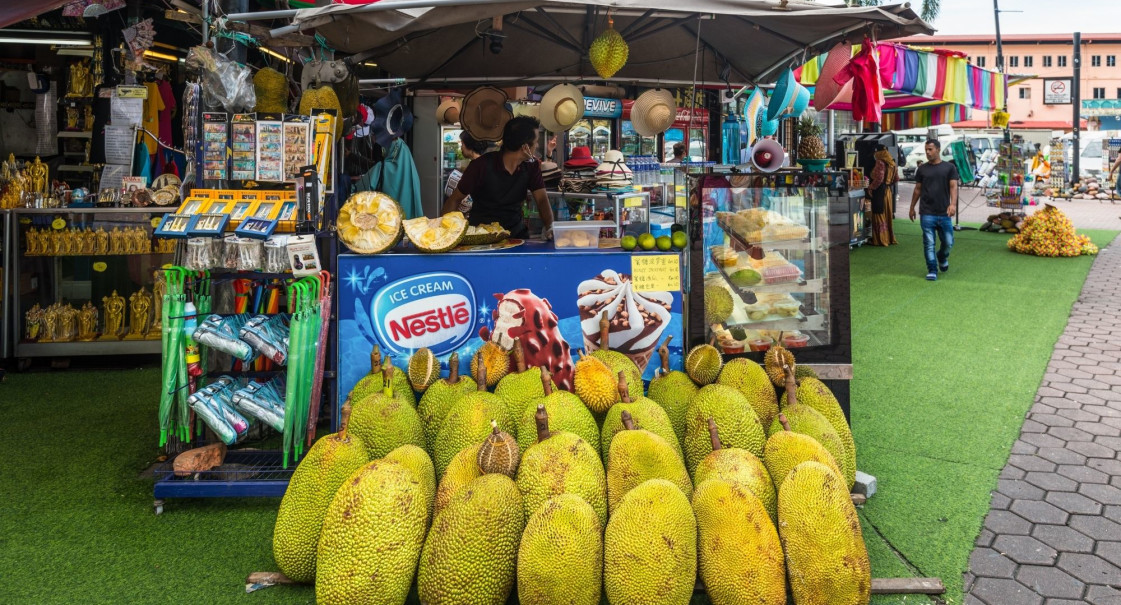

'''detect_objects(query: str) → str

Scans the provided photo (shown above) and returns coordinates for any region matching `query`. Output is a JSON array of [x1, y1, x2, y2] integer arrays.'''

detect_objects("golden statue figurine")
[[83, 104, 94, 131], [24, 304, 43, 341], [58, 230, 72, 255], [65, 106, 80, 130], [150, 270, 167, 337], [136, 227, 151, 253], [25, 157, 47, 195], [50, 229, 63, 256], [57, 303, 78, 342], [77, 302, 99, 341], [81, 227, 95, 255], [122, 227, 135, 255], [124, 288, 152, 340], [25, 228, 38, 255], [1, 170, 26, 209], [109, 226, 122, 254], [100, 290, 126, 340], [95, 227, 109, 255], [67, 58, 92, 98], [39, 303, 59, 343]]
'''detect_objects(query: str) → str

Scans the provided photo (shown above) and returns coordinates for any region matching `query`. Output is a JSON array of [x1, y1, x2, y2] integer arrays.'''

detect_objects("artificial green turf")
[[851, 220, 1118, 605]]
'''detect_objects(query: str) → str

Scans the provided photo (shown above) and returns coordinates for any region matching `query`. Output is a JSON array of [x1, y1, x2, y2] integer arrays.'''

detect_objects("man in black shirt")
[[442, 116, 554, 239], [909, 139, 959, 281]]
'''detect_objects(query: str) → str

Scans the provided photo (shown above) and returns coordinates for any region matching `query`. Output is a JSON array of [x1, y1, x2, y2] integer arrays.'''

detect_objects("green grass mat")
[[852, 220, 1117, 604]]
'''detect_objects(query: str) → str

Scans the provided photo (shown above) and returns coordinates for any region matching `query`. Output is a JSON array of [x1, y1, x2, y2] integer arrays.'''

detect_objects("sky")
[[924, 0, 1121, 35]]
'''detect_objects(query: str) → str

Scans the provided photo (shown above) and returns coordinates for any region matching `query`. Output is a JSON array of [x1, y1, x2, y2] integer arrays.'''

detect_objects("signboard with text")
[[1044, 78, 1072, 104]]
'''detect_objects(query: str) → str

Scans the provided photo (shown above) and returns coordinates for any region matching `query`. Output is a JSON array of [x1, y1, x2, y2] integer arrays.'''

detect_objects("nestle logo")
[[372, 273, 476, 355]]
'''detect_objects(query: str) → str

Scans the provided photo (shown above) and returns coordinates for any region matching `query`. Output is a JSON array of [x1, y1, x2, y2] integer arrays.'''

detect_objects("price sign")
[[51, 218, 66, 230], [116, 85, 148, 99], [631, 254, 680, 292], [621, 196, 644, 208], [92, 262, 107, 273]]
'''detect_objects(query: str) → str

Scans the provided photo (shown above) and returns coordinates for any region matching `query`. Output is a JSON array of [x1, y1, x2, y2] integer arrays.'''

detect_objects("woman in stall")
[[866, 144, 899, 246]]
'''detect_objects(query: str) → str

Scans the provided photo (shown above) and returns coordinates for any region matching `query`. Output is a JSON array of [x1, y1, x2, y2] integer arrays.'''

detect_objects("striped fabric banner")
[[880, 104, 971, 130]]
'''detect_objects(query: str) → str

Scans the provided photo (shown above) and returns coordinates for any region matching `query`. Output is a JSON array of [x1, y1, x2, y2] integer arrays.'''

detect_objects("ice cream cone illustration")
[[577, 270, 672, 372]]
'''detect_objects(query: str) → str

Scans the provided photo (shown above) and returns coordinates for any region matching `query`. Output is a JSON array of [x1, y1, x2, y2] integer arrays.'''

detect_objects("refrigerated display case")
[[568, 118, 613, 160], [620, 120, 658, 157], [439, 126, 466, 204]]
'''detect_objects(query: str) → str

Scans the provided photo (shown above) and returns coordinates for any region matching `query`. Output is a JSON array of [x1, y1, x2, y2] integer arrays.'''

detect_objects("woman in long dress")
[[866, 145, 899, 246]]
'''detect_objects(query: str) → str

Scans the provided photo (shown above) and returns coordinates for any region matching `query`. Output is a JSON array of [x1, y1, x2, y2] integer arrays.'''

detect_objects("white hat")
[[538, 83, 585, 133], [435, 98, 461, 125], [461, 86, 512, 142], [595, 149, 633, 181], [630, 88, 676, 137]]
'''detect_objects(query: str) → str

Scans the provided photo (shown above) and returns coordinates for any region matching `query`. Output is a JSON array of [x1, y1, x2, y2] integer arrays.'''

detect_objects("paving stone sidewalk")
[[965, 235, 1121, 605]]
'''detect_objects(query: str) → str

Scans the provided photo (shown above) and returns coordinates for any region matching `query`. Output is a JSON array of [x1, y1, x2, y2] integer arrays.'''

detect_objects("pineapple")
[[795, 113, 827, 160]]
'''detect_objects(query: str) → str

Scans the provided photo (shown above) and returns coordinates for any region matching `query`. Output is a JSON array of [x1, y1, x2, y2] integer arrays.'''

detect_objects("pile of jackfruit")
[[1008, 203, 1099, 257], [272, 338, 869, 605]]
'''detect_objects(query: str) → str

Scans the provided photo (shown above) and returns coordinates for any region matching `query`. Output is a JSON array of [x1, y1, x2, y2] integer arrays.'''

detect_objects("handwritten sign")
[[631, 254, 680, 292], [116, 85, 148, 99], [621, 195, 644, 208]]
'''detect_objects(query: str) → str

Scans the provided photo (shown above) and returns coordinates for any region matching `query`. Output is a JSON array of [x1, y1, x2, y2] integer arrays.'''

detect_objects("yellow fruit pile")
[[1008, 204, 1097, 257]]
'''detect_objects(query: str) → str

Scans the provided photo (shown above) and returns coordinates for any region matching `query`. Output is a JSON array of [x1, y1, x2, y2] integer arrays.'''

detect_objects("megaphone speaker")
[[751, 139, 785, 173]]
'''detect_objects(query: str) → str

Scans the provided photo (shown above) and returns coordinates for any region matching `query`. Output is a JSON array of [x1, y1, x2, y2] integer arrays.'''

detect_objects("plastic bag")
[[239, 314, 290, 365], [185, 46, 256, 113], [231, 377, 286, 432], [188, 377, 250, 445], [194, 314, 254, 362]]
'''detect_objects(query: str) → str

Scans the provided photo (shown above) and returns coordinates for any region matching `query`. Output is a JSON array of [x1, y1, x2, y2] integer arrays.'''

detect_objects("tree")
[[849, 0, 940, 23]]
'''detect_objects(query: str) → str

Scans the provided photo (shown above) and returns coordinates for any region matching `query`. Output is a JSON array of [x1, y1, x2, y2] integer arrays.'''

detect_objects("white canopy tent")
[[229, 0, 934, 87]]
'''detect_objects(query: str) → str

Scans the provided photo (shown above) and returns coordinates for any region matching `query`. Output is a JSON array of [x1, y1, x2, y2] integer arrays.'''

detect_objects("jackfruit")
[[795, 364, 819, 381], [495, 338, 555, 419], [573, 350, 619, 413], [588, 336, 643, 402], [338, 191, 405, 255], [685, 343, 723, 385], [716, 357, 780, 427], [763, 344, 795, 387], [599, 375, 682, 462], [417, 474, 525, 605], [348, 365, 425, 460], [607, 411, 692, 512], [517, 367, 600, 453], [693, 479, 786, 605], [778, 461, 871, 605], [684, 384, 766, 476], [477, 420, 520, 477], [471, 341, 511, 388], [433, 362, 514, 477], [315, 460, 427, 605], [764, 412, 843, 493], [417, 352, 477, 450], [603, 479, 697, 605], [517, 494, 603, 605], [704, 284, 734, 324], [349, 348, 416, 408], [407, 347, 440, 392], [516, 405, 608, 526], [770, 366, 853, 488], [434, 444, 482, 518], [797, 376, 857, 490], [646, 336, 697, 446], [272, 403, 368, 584], [403, 211, 468, 253], [383, 444, 436, 525], [588, 22, 629, 79], [693, 417, 776, 522]]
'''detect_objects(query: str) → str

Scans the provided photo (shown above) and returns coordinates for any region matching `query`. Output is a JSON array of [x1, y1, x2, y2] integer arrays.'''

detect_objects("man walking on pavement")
[[909, 138, 959, 281]]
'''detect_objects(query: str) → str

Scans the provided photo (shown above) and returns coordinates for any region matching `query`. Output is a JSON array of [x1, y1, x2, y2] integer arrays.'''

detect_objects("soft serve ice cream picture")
[[577, 270, 672, 372]]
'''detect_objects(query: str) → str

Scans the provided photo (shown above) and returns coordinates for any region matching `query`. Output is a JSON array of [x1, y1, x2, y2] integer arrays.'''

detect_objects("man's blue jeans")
[[920, 214, 954, 273]]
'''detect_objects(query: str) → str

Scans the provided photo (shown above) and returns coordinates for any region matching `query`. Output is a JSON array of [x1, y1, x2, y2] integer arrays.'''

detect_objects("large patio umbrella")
[[230, 0, 934, 86]]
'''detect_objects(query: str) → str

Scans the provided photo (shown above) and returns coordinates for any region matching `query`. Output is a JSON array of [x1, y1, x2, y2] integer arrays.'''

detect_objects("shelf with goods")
[[986, 138, 1027, 212], [1049, 137, 1069, 190]]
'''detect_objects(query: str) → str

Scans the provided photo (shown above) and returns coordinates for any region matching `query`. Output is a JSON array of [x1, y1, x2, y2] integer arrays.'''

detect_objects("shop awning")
[[0, 0, 73, 29], [230, 0, 933, 86], [1082, 100, 1121, 118]]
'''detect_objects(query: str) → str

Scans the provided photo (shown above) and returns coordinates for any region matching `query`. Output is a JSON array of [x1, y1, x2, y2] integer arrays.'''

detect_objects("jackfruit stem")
[[707, 417, 722, 450], [534, 404, 551, 442], [599, 311, 610, 351], [370, 344, 382, 374], [513, 337, 526, 373], [540, 367, 553, 396], [382, 363, 395, 397], [617, 371, 631, 403], [621, 410, 636, 431], [338, 400, 353, 442], [778, 412, 792, 432], [448, 353, 460, 384], [658, 335, 673, 375], [782, 363, 797, 406], [475, 352, 487, 391]]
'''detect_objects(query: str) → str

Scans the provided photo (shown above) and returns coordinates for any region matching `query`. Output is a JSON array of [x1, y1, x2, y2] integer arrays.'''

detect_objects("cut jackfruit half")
[[404, 212, 468, 253], [338, 191, 403, 254], [461, 222, 510, 246]]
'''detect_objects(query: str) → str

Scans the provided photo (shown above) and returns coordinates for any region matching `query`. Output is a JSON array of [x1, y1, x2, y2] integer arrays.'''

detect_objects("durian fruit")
[[606, 411, 693, 512], [348, 365, 426, 460], [764, 412, 843, 493], [646, 336, 698, 447], [383, 444, 436, 526], [693, 478, 786, 605], [432, 358, 515, 476], [517, 494, 603, 605], [705, 284, 735, 325], [517, 367, 600, 453], [417, 352, 477, 450], [272, 403, 368, 584], [573, 350, 620, 414], [407, 347, 440, 392], [403, 211, 468, 253], [588, 311, 644, 403], [253, 67, 289, 114], [337, 191, 403, 255], [716, 358, 779, 427], [796, 375, 856, 492], [588, 17, 629, 79], [516, 405, 608, 526], [495, 338, 555, 420], [684, 384, 766, 476], [478, 420, 520, 477], [763, 343, 795, 387], [693, 418, 777, 522], [471, 340, 511, 388], [778, 461, 871, 605], [600, 372, 682, 461], [685, 342, 723, 386], [603, 479, 696, 605], [433, 444, 482, 518]]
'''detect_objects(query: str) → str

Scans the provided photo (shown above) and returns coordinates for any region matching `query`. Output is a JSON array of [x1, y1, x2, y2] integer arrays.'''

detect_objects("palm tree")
[[849, 0, 940, 22]]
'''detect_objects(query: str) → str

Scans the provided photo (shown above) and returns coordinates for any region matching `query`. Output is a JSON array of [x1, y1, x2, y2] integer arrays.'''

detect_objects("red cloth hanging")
[[832, 38, 885, 123]]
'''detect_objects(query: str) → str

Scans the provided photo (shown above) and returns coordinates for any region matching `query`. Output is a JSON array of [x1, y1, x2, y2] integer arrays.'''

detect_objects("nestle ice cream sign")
[[372, 272, 476, 355]]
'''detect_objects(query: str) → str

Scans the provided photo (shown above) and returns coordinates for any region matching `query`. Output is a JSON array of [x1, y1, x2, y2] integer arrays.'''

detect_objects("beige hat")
[[461, 86, 512, 142], [538, 83, 585, 133], [435, 98, 461, 125], [630, 88, 676, 137]]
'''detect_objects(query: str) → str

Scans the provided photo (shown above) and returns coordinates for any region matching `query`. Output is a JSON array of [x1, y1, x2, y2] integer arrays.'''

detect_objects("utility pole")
[[1072, 32, 1081, 186], [993, 0, 1009, 143]]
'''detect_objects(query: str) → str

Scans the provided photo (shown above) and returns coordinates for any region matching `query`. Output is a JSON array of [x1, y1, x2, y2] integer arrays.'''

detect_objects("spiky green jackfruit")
[[517, 494, 603, 605]]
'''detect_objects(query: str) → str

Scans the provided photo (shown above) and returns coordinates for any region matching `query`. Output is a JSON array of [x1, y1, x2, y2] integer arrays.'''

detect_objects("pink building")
[[892, 34, 1121, 131]]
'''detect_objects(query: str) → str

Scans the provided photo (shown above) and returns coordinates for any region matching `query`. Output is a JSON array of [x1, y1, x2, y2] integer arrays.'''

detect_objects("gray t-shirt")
[[916, 160, 959, 215]]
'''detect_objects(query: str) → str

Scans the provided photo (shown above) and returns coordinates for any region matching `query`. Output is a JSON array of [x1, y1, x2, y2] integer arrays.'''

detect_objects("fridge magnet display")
[[154, 213, 194, 238], [199, 197, 234, 215], [187, 212, 231, 236], [250, 200, 281, 220], [230, 201, 253, 222], [231, 114, 257, 181], [176, 197, 205, 216], [202, 112, 229, 181], [235, 216, 278, 240], [287, 234, 321, 276], [277, 201, 297, 222], [283, 117, 310, 181], [256, 120, 284, 182]]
